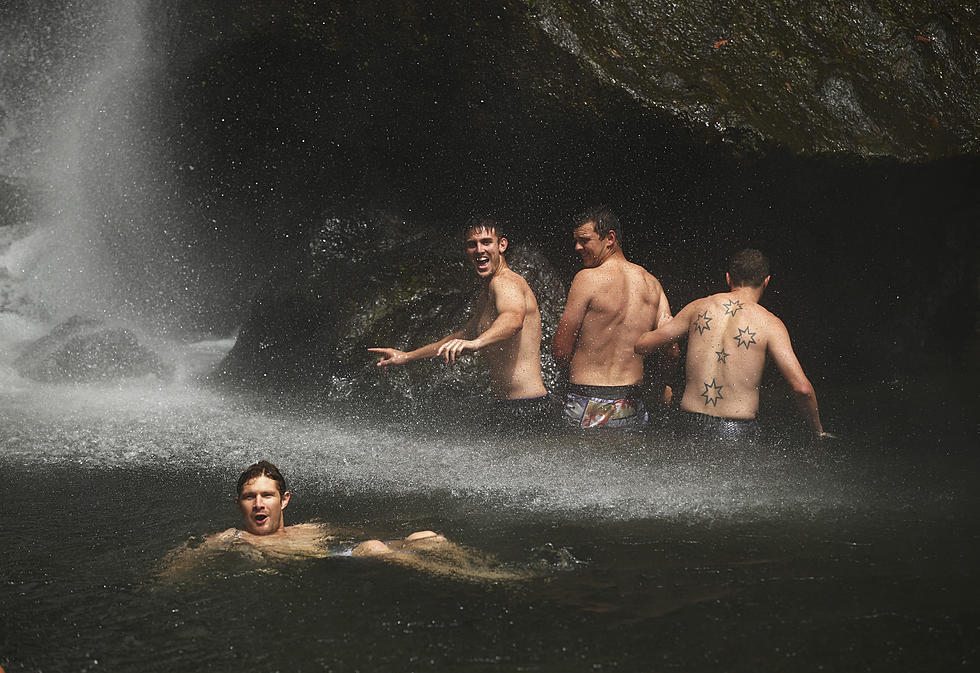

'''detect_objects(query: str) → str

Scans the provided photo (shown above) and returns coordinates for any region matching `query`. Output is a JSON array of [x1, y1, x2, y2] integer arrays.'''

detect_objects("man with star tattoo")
[[635, 249, 834, 441]]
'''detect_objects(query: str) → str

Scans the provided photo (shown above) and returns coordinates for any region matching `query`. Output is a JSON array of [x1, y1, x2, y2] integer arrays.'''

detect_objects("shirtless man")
[[369, 217, 551, 422], [552, 206, 674, 429], [635, 249, 834, 441], [199, 461, 445, 560], [161, 461, 531, 582]]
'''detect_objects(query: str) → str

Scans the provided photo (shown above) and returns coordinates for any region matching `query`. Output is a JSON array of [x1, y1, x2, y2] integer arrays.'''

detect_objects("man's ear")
[[762, 275, 771, 290], [606, 230, 617, 248], [498, 236, 508, 253], [725, 272, 733, 289], [280, 491, 291, 509]]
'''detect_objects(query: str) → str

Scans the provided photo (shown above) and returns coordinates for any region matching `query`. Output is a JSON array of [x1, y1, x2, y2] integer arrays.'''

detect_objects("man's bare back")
[[675, 292, 774, 419], [563, 258, 670, 386]]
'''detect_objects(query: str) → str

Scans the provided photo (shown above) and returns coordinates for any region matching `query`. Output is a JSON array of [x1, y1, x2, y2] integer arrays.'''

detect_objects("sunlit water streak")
[[0, 367, 936, 524]]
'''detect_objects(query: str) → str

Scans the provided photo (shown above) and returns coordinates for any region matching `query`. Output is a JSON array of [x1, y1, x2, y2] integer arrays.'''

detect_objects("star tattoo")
[[733, 326, 757, 350], [700, 378, 724, 407], [722, 298, 744, 316], [715, 348, 730, 363], [694, 310, 712, 336]]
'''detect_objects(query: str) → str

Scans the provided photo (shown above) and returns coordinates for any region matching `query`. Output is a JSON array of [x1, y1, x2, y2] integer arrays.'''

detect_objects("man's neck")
[[728, 285, 764, 304], [483, 259, 510, 284], [597, 248, 626, 267]]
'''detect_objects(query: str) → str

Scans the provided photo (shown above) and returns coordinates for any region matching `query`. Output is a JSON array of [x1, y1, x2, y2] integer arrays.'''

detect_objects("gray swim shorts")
[[682, 411, 760, 443]]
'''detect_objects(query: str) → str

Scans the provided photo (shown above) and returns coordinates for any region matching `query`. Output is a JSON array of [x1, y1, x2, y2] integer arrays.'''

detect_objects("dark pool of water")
[[0, 382, 977, 672]]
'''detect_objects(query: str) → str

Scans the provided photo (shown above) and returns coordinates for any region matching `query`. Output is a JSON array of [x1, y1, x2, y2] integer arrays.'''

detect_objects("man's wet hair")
[[728, 248, 770, 288], [573, 205, 624, 247], [461, 215, 507, 244], [236, 460, 287, 496]]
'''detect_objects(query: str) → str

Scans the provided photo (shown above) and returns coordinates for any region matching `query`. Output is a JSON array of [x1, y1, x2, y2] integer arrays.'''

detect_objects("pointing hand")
[[367, 347, 408, 370]]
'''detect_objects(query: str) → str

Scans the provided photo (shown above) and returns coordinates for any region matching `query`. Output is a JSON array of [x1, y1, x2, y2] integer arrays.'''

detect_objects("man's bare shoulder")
[[570, 265, 606, 289], [492, 267, 533, 291], [634, 262, 665, 289], [624, 259, 655, 277], [673, 295, 711, 321], [202, 527, 240, 548]]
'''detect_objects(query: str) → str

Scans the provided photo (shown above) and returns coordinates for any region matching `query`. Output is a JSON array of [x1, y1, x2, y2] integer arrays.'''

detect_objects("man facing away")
[[552, 206, 674, 429], [635, 248, 835, 441], [369, 217, 552, 424]]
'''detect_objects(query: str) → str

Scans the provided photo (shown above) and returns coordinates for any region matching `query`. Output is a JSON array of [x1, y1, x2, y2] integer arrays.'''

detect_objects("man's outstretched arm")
[[368, 326, 469, 369], [635, 302, 694, 355], [436, 275, 526, 364]]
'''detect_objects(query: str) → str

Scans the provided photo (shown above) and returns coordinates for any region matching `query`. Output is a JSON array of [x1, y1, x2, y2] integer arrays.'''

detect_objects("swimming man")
[[635, 248, 834, 441], [200, 460, 445, 559], [161, 460, 532, 582], [552, 206, 674, 429]]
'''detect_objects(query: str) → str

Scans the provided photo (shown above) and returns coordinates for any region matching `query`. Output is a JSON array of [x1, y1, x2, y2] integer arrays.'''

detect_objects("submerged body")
[[161, 461, 526, 582]]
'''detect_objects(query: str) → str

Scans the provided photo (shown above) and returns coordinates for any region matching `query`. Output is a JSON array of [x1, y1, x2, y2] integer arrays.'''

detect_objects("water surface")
[[1, 378, 976, 672]]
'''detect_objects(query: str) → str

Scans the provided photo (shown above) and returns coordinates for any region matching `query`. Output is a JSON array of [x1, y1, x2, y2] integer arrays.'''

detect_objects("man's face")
[[573, 222, 610, 268], [464, 228, 507, 278], [237, 475, 290, 536]]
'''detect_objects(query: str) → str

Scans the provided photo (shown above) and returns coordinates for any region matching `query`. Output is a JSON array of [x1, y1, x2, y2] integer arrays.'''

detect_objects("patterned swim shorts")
[[563, 384, 648, 430]]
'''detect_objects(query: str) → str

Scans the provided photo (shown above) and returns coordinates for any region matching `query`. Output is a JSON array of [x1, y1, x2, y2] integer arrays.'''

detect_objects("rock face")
[[14, 316, 174, 382], [529, 0, 979, 160]]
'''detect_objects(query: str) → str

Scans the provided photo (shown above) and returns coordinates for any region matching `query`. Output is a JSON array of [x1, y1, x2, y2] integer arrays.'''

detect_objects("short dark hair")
[[462, 215, 507, 244], [728, 249, 770, 288], [237, 460, 287, 496], [572, 205, 623, 246]]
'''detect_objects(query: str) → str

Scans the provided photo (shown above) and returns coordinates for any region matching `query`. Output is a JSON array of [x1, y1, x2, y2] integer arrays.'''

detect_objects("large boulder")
[[14, 316, 174, 382]]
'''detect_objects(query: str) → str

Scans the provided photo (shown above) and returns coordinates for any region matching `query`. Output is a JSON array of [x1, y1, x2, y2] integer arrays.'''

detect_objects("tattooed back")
[[680, 292, 778, 419]]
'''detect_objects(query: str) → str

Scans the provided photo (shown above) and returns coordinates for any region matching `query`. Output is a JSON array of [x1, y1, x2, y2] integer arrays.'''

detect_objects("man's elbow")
[[635, 333, 658, 356], [791, 379, 816, 400]]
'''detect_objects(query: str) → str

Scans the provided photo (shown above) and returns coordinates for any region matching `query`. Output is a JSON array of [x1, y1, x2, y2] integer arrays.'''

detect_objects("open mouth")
[[474, 255, 491, 272], [254, 514, 269, 525]]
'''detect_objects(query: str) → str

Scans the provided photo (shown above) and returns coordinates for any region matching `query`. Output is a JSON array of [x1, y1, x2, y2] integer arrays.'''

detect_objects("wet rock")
[[528, 0, 979, 159], [14, 316, 174, 382]]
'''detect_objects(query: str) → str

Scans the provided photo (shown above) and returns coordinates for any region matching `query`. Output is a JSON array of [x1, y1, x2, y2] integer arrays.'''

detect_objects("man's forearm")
[[551, 318, 578, 366], [635, 330, 668, 355], [793, 388, 824, 434], [406, 330, 466, 361]]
